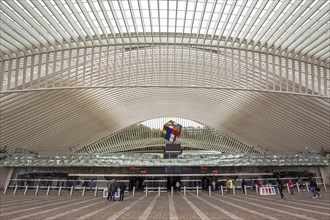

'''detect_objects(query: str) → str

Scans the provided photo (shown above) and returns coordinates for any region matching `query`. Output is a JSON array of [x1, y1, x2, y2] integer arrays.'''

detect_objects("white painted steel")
[[0, 0, 329, 157]]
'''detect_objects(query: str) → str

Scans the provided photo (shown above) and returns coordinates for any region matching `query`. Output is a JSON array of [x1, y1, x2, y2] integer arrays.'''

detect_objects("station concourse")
[[0, 0, 329, 219]]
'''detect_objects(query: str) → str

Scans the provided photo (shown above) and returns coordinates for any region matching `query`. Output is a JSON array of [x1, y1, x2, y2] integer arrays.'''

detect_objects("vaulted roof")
[[0, 0, 329, 155]]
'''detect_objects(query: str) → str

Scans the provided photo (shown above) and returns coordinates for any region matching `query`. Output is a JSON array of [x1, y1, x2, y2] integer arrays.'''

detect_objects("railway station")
[[0, 0, 329, 219]]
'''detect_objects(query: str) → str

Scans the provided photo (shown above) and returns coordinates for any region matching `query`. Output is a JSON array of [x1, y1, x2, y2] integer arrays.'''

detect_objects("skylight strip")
[[40, 1, 73, 41], [98, 1, 118, 41], [251, 1, 278, 43], [259, 1, 292, 48], [117, 1, 131, 35], [15, 1, 57, 42], [0, 31, 25, 52], [269, 1, 314, 48], [0, 23, 34, 50], [76, 0, 101, 39], [31, 1, 71, 43], [287, 19, 329, 53], [241, 1, 268, 46], [187, 0, 198, 43], [217, 2, 235, 39], [70, 1, 95, 36], [88, 1, 110, 38], [282, 5, 329, 51], [299, 31, 330, 56], [55, 1, 87, 38], [196, 0, 207, 39], [226, 0, 247, 41], [137, 0, 147, 41], [210, 0, 226, 42], [203, 0, 218, 42], [1, 5, 49, 48], [146, 0, 153, 41], [254, 2, 281, 44]]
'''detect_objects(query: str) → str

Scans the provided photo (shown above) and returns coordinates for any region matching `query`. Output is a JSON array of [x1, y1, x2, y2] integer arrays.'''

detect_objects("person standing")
[[276, 177, 285, 200], [109, 178, 117, 201], [107, 179, 112, 201], [226, 179, 231, 194], [241, 179, 247, 194], [212, 180, 216, 191], [203, 178, 208, 192], [119, 182, 126, 201], [229, 179, 234, 194], [175, 180, 181, 192]]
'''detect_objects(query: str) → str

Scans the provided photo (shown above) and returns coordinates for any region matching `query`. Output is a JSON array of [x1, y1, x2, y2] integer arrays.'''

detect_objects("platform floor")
[[0, 189, 329, 220]]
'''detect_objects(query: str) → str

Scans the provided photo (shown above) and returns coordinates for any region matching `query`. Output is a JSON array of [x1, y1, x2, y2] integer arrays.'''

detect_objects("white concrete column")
[[70, 186, 74, 196], [3, 184, 9, 195], [158, 186, 161, 196], [145, 187, 148, 196], [256, 186, 259, 195], [208, 186, 212, 196], [233, 185, 236, 195], [132, 186, 135, 196], [320, 164, 330, 186], [220, 185, 224, 196], [0, 167, 13, 190], [196, 186, 199, 196], [82, 186, 86, 196], [244, 185, 247, 195], [171, 186, 173, 196], [184, 186, 186, 197]]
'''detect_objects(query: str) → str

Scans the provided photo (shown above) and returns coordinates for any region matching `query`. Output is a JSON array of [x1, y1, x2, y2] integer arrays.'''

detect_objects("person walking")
[[241, 179, 247, 194], [276, 177, 285, 200], [309, 177, 318, 199]]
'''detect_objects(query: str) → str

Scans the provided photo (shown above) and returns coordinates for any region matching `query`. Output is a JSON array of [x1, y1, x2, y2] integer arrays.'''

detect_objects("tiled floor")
[[0, 189, 329, 220]]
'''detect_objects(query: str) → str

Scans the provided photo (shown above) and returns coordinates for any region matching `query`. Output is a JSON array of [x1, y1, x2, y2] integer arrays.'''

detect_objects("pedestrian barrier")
[[35, 185, 39, 196], [259, 186, 276, 195], [58, 186, 62, 196], [94, 186, 98, 196], [103, 188, 107, 198]]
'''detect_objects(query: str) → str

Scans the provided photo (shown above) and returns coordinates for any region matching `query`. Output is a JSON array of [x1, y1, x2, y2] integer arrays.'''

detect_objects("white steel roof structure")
[[0, 0, 329, 155]]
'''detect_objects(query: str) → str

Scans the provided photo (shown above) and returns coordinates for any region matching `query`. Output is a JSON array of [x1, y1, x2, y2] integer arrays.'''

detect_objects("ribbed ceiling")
[[0, 0, 329, 155]]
